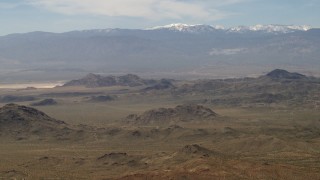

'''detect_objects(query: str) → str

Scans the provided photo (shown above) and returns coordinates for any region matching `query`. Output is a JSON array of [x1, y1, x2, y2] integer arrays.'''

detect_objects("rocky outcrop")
[[31, 99, 57, 106], [143, 79, 175, 91], [125, 104, 218, 125]]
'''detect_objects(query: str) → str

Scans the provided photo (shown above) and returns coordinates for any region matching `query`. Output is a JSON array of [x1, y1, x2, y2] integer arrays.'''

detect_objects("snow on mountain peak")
[[147, 23, 221, 33], [151, 23, 191, 31], [229, 24, 311, 33], [148, 23, 311, 34]]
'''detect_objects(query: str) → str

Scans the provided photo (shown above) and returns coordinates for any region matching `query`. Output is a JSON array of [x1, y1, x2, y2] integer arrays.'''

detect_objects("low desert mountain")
[[264, 69, 308, 80], [0, 104, 69, 140], [143, 79, 176, 91], [63, 73, 156, 88], [62, 73, 177, 90], [31, 99, 58, 106], [125, 104, 218, 125]]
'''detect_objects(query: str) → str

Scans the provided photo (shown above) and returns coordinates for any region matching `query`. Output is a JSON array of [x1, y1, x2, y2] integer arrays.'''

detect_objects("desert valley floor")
[[0, 69, 320, 179]]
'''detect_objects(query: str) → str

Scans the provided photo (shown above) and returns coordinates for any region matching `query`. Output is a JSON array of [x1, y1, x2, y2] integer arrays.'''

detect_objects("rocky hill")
[[0, 104, 70, 140], [125, 104, 218, 125], [63, 73, 156, 88], [265, 69, 308, 80], [31, 99, 58, 106], [143, 79, 176, 91]]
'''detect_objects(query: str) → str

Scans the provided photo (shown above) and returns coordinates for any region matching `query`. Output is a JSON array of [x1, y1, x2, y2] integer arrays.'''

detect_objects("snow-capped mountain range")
[[73, 23, 312, 35], [0, 23, 319, 82], [148, 23, 311, 34], [147, 24, 224, 33]]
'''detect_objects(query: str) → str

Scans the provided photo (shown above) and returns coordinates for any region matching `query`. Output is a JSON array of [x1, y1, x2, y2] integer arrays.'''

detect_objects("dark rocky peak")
[[0, 104, 77, 140], [266, 69, 307, 80], [0, 103, 65, 125]]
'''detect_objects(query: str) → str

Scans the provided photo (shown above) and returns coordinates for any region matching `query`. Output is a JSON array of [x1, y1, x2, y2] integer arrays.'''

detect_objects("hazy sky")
[[0, 0, 319, 35]]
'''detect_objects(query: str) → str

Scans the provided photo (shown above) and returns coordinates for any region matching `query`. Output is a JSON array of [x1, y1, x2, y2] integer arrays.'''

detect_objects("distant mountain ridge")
[[1, 24, 320, 82], [63, 73, 157, 88]]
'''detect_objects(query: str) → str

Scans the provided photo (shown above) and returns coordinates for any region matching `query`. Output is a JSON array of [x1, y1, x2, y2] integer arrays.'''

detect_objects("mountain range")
[[0, 24, 319, 82], [62, 73, 155, 88]]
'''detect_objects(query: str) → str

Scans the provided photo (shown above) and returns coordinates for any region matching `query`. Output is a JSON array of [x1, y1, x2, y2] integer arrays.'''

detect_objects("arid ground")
[[0, 70, 320, 179]]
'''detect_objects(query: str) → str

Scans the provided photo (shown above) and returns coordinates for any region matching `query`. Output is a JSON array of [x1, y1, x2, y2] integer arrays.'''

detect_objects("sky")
[[0, 0, 319, 35]]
